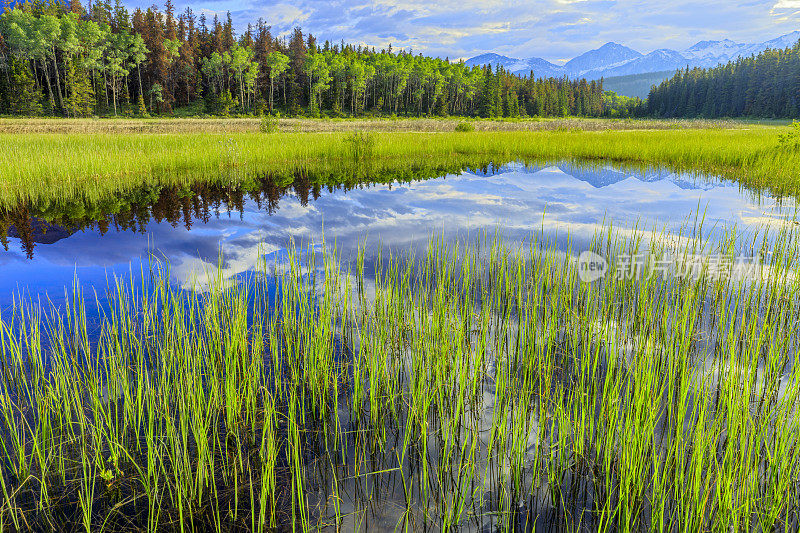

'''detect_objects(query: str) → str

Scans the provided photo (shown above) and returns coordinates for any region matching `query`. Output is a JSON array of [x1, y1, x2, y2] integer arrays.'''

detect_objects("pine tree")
[[136, 91, 148, 116], [479, 65, 496, 118], [648, 40, 800, 118], [64, 60, 95, 116], [6, 57, 42, 115], [288, 27, 306, 112]]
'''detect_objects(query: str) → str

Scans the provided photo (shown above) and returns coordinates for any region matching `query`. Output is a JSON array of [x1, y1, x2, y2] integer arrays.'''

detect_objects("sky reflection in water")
[[0, 162, 794, 310]]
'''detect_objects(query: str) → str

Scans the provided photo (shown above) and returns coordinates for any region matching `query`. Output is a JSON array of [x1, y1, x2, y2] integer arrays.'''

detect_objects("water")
[[0, 161, 794, 310], [2, 161, 798, 531]]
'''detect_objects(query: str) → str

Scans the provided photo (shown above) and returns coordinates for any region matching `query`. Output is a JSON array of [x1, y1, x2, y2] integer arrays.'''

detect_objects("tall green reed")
[[0, 220, 799, 530]]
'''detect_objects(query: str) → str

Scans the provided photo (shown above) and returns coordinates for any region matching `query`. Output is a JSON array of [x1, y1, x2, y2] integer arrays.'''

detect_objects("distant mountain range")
[[464, 31, 800, 84], [469, 163, 711, 191], [556, 165, 710, 191]]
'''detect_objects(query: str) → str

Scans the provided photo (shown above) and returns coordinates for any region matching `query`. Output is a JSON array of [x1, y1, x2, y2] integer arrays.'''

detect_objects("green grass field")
[[0, 116, 783, 134], [0, 119, 798, 209]]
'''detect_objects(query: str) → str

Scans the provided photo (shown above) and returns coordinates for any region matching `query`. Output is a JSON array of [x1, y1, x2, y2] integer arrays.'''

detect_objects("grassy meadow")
[[0, 118, 798, 210], [0, 116, 782, 134]]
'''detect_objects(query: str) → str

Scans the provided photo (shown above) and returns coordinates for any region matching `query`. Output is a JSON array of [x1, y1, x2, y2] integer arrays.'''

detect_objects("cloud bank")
[[120, 0, 800, 62]]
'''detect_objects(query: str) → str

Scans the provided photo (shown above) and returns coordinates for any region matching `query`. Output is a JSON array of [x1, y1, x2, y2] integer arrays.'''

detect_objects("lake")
[[2, 160, 799, 532], [0, 161, 793, 311]]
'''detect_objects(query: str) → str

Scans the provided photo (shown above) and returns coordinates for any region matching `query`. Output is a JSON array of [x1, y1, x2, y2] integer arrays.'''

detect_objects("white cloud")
[[125, 0, 800, 62], [267, 3, 311, 25]]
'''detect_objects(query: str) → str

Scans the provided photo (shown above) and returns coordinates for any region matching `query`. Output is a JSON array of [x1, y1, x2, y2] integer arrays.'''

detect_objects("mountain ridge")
[[564, 42, 643, 77], [464, 32, 800, 85]]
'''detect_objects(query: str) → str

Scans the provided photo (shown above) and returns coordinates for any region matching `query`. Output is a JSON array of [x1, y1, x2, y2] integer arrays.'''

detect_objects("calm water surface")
[[0, 162, 794, 310], [1, 160, 798, 531]]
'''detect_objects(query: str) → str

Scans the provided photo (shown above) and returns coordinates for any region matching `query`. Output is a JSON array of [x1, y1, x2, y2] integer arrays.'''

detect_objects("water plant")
[[779, 121, 800, 150], [343, 131, 376, 160], [0, 219, 799, 531]]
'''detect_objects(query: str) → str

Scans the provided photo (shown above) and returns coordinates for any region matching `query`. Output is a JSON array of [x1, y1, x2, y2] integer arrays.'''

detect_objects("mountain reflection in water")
[[0, 161, 793, 309]]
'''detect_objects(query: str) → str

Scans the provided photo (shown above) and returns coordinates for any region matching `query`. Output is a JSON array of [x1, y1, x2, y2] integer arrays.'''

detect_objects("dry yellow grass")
[[0, 116, 778, 134]]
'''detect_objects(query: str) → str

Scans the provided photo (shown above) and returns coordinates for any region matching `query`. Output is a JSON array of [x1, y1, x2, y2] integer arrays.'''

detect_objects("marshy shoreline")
[[0, 120, 799, 211], [1, 116, 800, 531], [0, 116, 785, 135]]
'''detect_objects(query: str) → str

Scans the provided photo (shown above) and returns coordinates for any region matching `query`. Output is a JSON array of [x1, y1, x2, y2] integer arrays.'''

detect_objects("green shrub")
[[455, 121, 475, 132], [778, 121, 800, 150], [259, 114, 280, 133]]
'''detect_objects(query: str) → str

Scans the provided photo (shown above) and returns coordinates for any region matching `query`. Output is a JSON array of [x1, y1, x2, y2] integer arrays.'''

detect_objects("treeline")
[[0, 0, 630, 118], [648, 40, 800, 118]]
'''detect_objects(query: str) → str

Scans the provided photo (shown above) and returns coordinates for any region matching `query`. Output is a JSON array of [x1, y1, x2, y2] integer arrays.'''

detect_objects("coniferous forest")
[[0, 0, 617, 118], [648, 41, 800, 118]]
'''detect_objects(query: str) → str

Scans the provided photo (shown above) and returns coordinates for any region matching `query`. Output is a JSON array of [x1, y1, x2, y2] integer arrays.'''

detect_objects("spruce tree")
[[479, 65, 495, 118], [64, 61, 95, 117]]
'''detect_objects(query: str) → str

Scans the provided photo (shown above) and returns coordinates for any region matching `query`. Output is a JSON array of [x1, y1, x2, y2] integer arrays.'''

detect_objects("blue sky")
[[125, 0, 800, 61]]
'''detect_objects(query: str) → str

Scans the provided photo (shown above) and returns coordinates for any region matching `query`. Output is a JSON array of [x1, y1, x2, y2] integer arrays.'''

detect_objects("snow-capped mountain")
[[602, 49, 688, 77], [681, 39, 746, 67], [463, 54, 564, 78], [741, 30, 800, 59], [563, 43, 642, 77], [524, 57, 567, 79], [465, 31, 800, 80], [464, 53, 526, 71], [679, 32, 800, 68]]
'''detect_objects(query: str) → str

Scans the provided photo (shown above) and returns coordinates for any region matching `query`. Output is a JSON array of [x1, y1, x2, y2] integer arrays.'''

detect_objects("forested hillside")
[[0, 0, 620, 118], [648, 40, 800, 118], [603, 71, 675, 99]]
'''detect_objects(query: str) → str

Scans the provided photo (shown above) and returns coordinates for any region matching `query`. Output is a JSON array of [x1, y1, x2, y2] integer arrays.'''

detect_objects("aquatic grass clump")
[[343, 131, 376, 160], [779, 121, 800, 150], [0, 222, 799, 530]]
